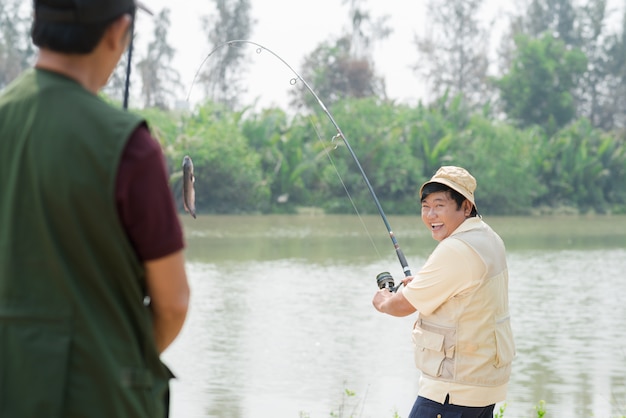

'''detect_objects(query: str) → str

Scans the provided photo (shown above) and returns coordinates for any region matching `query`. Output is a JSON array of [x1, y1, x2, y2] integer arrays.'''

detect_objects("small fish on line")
[[182, 155, 196, 219]]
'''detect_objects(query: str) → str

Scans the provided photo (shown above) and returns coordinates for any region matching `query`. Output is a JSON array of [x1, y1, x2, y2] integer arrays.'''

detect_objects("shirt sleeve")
[[402, 237, 486, 316], [115, 123, 185, 261]]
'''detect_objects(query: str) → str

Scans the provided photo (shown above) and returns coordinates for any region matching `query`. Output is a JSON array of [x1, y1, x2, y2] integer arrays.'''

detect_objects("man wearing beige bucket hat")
[[373, 166, 515, 418], [0, 1, 189, 417]]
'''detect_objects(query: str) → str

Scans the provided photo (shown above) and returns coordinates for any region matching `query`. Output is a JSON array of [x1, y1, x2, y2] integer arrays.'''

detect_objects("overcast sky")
[[131, 0, 501, 108], [133, 0, 623, 109]]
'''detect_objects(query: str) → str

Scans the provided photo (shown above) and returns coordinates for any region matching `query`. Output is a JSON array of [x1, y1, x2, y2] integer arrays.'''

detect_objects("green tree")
[[414, 0, 491, 109], [454, 116, 544, 215], [139, 102, 270, 214], [574, 0, 613, 129], [502, 0, 625, 130], [198, 0, 254, 109], [136, 79, 626, 216], [495, 33, 587, 134], [412, 93, 472, 177], [534, 118, 623, 213], [136, 8, 182, 109], [601, 8, 626, 129], [343, 0, 392, 60], [0, 0, 34, 89], [177, 101, 270, 213], [292, 37, 385, 112], [524, 0, 578, 45], [291, 1, 390, 112], [240, 107, 323, 212], [136, 106, 185, 166], [308, 97, 424, 214]]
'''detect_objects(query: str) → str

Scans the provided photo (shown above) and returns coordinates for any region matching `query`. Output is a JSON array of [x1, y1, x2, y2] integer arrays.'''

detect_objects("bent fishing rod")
[[189, 40, 411, 291]]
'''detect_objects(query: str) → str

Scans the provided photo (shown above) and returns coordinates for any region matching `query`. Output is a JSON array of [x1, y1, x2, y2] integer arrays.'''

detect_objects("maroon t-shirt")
[[115, 124, 184, 261]]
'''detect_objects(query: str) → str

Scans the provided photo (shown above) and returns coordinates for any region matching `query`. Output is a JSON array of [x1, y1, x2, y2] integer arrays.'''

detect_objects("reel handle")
[[376, 272, 395, 291], [376, 271, 405, 293]]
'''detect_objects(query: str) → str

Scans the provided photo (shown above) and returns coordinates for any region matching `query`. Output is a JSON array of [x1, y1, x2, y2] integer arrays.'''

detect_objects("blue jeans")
[[408, 395, 495, 418]]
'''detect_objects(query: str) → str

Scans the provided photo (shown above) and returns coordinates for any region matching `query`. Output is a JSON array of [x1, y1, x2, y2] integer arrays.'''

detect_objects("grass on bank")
[[299, 390, 626, 418]]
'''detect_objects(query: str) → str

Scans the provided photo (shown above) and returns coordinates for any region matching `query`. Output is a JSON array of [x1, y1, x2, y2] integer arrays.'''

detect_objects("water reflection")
[[163, 215, 626, 418], [507, 249, 626, 417]]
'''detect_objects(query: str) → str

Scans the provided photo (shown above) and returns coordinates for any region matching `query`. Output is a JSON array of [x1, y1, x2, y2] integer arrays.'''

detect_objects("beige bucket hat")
[[420, 166, 478, 210]]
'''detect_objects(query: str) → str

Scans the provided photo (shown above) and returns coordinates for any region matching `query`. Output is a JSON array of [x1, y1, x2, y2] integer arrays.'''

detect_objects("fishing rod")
[[122, 32, 134, 110], [189, 40, 411, 290], [123, 5, 154, 110]]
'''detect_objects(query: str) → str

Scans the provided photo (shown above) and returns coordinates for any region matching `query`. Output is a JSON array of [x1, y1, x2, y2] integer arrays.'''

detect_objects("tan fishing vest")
[[411, 224, 515, 387]]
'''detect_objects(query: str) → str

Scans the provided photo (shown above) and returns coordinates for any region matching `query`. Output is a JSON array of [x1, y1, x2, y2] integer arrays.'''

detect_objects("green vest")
[[0, 69, 171, 417]]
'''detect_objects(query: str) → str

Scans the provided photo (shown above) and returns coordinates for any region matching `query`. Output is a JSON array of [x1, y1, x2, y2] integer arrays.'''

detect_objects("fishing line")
[[306, 114, 383, 261], [188, 39, 412, 282]]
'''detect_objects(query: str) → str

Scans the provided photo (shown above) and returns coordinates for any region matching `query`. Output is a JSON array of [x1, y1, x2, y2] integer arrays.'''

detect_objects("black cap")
[[34, 0, 153, 24]]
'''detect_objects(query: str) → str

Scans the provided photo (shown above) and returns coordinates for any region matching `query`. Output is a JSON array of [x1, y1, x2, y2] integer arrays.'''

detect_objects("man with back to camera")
[[372, 166, 515, 418], [0, 0, 190, 417]]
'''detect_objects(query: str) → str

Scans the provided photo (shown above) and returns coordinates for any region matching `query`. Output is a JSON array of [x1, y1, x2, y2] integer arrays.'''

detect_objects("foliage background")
[[2, 0, 626, 216]]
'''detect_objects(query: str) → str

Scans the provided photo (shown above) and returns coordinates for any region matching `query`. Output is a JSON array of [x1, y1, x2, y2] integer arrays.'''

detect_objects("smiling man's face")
[[420, 191, 471, 241]]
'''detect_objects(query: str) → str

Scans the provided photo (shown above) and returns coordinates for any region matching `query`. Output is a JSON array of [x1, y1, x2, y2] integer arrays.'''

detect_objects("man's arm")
[[372, 287, 416, 317], [144, 250, 190, 353]]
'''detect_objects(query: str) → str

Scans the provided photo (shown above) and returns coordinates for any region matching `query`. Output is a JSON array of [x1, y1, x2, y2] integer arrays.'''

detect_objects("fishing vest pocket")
[[0, 312, 71, 418], [494, 315, 515, 368], [412, 326, 446, 377], [119, 364, 173, 418]]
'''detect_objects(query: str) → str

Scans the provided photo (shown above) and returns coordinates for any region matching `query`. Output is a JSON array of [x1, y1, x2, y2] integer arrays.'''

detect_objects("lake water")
[[162, 214, 626, 418]]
